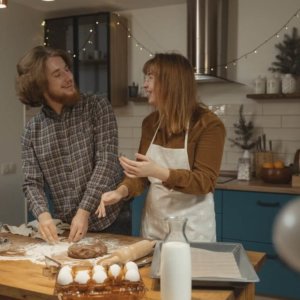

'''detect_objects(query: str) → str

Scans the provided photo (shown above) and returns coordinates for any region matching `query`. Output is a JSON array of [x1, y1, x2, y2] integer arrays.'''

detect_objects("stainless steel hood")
[[187, 0, 229, 82]]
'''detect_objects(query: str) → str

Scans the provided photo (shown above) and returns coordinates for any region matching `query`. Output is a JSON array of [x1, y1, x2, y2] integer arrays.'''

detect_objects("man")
[[16, 46, 128, 243]]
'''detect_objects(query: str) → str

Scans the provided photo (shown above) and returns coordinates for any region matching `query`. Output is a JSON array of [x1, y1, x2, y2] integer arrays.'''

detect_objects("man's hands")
[[68, 208, 90, 242], [38, 209, 89, 244], [38, 212, 59, 244], [96, 185, 128, 218]]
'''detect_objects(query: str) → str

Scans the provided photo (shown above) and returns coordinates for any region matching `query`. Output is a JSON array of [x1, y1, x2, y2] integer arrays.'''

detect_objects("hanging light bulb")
[[0, 0, 8, 8]]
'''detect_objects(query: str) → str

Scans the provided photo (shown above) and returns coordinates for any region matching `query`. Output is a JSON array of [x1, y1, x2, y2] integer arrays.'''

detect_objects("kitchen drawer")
[[241, 240, 300, 299], [222, 190, 296, 243]]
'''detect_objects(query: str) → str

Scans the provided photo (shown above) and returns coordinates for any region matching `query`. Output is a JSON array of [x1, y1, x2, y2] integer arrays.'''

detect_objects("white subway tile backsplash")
[[264, 128, 300, 141], [118, 127, 133, 138], [115, 98, 300, 172], [117, 116, 144, 127], [119, 137, 140, 150], [133, 128, 142, 138], [262, 102, 300, 115], [282, 116, 300, 128], [254, 115, 281, 128]]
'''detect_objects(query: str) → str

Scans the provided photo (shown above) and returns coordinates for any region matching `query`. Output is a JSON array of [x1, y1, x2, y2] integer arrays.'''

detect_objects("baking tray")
[[150, 241, 259, 287]]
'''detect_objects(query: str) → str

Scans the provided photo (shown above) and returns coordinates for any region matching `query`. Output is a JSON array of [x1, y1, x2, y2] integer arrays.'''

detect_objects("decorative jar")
[[254, 75, 266, 94], [267, 75, 281, 94], [281, 74, 296, 94]]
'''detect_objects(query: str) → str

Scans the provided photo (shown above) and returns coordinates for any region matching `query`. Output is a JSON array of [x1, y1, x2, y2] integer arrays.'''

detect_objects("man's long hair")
[[16, 46, 72, 107]]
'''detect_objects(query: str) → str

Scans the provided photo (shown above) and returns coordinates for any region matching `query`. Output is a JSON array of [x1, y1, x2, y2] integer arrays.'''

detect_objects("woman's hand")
[[96, 186, 128, 218], [38, 212, 59, 244], [68, 208, 89, 242], [119, 153, 170, 181]]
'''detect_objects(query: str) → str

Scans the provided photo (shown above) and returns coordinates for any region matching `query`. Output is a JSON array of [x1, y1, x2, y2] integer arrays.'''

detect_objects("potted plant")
[[228, 105, 256, 180], [228, 105, 256, 151], [269, 27, 300, 93]]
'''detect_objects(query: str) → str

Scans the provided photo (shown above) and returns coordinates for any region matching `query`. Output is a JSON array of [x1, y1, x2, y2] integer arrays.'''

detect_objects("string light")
[[43, 7, 300, 63]]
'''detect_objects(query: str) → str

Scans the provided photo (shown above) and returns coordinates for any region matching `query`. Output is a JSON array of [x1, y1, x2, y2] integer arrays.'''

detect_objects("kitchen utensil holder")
[[255, 151, 273, 178]]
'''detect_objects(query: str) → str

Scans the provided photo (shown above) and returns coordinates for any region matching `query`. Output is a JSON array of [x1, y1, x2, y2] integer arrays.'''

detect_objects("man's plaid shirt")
[[21, 94, 124, 231]]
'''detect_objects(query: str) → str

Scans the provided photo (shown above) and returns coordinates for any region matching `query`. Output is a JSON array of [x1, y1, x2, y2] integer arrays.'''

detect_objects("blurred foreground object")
[[273, 198, 300, 272]]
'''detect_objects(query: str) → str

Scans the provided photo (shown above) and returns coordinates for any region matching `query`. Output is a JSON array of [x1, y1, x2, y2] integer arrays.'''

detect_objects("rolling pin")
[[98, 240, 156, 266]]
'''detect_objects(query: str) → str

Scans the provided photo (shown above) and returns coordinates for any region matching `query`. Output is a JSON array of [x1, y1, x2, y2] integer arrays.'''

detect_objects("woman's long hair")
[[16, 46, 72, 107], [143, 53, 198, 134]]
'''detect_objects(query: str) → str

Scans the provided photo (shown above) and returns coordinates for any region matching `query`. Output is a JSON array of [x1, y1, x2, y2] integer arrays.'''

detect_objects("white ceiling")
[[11, 0, 186, 15]]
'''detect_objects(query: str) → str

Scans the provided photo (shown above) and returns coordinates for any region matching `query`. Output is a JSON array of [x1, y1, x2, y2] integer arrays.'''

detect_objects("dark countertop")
[[216, 178, 300, 195]]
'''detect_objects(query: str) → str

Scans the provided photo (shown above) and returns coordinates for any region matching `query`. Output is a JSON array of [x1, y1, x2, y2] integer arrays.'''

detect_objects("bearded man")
[[16, 46, 127, 244]]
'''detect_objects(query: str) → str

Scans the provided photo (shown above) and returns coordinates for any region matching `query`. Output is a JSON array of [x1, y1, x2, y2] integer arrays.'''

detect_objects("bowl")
[[260, 167, 292, 184]]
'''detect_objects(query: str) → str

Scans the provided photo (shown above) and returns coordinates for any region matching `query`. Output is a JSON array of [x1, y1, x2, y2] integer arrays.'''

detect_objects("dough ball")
[[68, 240, 107, 259]]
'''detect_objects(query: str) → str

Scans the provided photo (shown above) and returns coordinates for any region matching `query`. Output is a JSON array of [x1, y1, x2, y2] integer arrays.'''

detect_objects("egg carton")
[[55, 264, 146, 300]]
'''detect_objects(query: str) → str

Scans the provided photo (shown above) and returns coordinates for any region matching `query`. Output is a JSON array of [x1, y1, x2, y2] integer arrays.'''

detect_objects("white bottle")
[[254, 75, 266, 94], [161, 241, 191, 300], [282, 74, 296, 94], [160, 217, 191, 300]]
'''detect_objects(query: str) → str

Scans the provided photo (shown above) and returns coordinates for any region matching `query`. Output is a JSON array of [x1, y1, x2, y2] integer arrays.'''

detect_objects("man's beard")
[[46, 87, 81, 107]]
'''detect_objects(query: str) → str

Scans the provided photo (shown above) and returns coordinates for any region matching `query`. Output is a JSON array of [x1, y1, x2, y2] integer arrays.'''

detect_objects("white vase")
[[281, 74, 296, 94]]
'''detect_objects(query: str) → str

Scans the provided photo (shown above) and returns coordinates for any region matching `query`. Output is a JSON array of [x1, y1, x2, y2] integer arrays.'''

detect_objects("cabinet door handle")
[[256, 200, 280, 207]]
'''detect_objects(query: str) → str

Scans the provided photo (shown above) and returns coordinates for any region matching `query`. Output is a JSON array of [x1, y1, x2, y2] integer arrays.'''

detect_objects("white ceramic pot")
[[281, 74, 296, 94]]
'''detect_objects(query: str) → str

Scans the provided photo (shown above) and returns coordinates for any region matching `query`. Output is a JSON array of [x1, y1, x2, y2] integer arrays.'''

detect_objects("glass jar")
[[282, 74, 296, 94], [267, 75, 281, 94], [254, 75, 266, 94], [160, 217, 191, 300]]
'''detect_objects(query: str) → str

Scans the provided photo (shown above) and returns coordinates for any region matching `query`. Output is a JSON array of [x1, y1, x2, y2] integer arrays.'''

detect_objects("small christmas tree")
[[269, 27, 300, 75], [228, 105, 256, 150]]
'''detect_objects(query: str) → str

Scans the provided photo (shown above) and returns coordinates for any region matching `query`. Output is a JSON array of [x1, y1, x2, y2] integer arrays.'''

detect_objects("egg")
[[74, 270, 90, 284], [93, 265, 105, 273], [124, 269, 140, 282], [108, 264, 121, 278], [92, 270, 108, 284], [57, 266, 73, 285], [125, 261, 138, 271]]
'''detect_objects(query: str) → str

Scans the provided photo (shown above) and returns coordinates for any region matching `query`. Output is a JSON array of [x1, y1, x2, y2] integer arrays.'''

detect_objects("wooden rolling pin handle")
[[97, 240, 156, 266]]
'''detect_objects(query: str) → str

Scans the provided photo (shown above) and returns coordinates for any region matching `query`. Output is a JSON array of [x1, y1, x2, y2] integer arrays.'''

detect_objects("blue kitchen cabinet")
[[219, 189, 300, 299], [214, 189, 223, 241], [131, 189, 148, 236]]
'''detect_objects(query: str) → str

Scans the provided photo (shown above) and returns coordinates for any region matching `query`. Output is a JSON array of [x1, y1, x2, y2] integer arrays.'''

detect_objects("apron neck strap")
[[151, 121, 190, 148]]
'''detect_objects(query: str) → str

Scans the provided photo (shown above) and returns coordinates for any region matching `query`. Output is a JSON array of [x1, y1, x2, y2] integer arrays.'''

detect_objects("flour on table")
[[0, 236, 122, 265]]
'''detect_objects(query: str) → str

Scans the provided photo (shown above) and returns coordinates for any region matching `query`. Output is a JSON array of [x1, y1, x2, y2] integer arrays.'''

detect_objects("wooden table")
[[0, 233, 265, 300]]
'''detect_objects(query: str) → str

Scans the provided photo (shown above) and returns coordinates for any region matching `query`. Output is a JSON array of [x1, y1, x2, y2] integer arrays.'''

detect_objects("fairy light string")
[[43, 8, 300, 68]]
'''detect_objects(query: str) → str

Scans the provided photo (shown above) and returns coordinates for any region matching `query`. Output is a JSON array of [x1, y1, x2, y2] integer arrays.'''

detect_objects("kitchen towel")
[[0, 219, 70, 239]]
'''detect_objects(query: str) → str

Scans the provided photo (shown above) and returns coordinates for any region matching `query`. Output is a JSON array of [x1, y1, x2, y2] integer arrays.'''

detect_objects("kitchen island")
[[0, 232, 265, 300]]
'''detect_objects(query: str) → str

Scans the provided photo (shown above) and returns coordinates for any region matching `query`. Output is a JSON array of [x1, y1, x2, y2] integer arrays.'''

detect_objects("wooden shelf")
[[246, 93, 300, 99]]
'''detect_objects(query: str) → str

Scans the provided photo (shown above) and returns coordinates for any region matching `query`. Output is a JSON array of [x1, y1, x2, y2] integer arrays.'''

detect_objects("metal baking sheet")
[[150, 241, 259, 287]]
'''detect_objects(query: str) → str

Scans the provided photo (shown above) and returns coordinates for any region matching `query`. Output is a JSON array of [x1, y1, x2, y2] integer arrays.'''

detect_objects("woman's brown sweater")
[[121, 106, 226, 198]]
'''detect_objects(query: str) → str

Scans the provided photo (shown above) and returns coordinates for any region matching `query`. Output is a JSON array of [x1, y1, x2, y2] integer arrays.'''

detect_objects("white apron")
[[141, 124, 216, 242]]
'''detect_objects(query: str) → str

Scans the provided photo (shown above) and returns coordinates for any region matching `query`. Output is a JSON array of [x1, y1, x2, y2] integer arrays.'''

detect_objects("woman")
[[96, 53, 225, 242]]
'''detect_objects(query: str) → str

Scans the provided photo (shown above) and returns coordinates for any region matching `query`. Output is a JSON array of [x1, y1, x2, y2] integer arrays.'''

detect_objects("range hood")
[[187, 0, 229, 82]]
